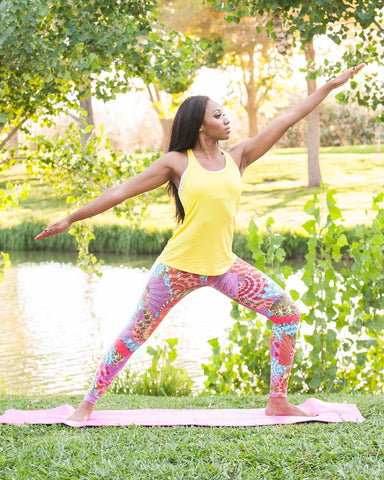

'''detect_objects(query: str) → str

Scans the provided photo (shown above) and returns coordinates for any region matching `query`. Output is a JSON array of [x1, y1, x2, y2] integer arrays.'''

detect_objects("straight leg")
[[85, 261, 208, 404], [68, 262, 208, 421]]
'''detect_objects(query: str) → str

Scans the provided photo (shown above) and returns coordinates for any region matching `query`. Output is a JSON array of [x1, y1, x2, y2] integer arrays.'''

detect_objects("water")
[[0, 251, 237, 396]]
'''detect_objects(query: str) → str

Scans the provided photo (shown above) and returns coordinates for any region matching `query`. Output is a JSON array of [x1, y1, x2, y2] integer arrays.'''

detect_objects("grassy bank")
[[0, 219, 370, 260], [1, 145, 383, 231], [0, 393, 383, 479], [1, 146, 383, 259]]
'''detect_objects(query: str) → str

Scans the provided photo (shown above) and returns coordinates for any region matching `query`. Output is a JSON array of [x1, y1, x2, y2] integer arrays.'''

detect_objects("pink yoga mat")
[[0, 398, 364, 427]]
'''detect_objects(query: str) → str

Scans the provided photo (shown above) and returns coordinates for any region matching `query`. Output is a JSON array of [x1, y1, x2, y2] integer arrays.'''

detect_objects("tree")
[[142, 30, 203, 151], [0, 0, 200, 146], [0, 0, 200, 276], [145, 84, 184, 152], [158, 0, 293, 137], [207, 0, 384, 186]]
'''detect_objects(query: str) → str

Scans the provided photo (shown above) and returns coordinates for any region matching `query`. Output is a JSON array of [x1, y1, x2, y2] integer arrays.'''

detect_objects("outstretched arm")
[[230, 63, 365, 172], [35, 154, 174, 240]]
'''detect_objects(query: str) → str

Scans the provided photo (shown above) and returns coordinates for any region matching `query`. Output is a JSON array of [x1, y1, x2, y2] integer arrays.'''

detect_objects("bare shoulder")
[[161, 150, 188, 179]]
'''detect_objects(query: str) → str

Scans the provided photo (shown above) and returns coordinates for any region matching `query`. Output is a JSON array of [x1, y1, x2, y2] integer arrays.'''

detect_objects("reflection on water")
[[0, 251, 235, 396]]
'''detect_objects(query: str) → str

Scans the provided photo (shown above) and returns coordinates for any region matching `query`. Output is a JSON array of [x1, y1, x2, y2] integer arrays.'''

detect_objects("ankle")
[[267, 397, 288, 404], [79, 400, 94, 410]]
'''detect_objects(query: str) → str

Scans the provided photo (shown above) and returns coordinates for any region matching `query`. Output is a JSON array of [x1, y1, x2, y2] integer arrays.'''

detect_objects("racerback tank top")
[[158, 148, 242, 275]]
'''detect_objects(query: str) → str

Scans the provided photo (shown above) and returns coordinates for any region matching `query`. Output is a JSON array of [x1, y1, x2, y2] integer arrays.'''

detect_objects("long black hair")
[[166, 95, 210, 224]]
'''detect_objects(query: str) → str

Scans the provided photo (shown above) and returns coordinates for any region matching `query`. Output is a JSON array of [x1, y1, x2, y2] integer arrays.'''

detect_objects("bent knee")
[[270, 293, 300, 324]]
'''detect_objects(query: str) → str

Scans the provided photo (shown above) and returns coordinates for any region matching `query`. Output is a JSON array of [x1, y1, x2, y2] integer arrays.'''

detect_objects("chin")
[[219, 132, 230, 140]]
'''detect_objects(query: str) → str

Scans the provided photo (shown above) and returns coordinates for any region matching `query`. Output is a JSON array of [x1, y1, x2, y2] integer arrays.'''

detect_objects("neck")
[[193, 137, 221, 159]]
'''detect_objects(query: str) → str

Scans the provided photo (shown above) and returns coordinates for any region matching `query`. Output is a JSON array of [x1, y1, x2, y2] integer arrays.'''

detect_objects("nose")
[[224, 116, 230, 124]]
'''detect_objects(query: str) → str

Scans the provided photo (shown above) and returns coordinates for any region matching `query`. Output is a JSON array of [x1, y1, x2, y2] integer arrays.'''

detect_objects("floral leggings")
[[85, 257, 300, 404]]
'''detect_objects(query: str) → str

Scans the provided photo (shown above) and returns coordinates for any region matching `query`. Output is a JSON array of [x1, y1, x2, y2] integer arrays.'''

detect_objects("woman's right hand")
[[34, 217, 73, 240]]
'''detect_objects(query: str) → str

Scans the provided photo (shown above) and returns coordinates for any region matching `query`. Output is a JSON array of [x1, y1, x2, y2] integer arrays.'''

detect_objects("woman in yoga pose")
[[36, 64, 364, 421]]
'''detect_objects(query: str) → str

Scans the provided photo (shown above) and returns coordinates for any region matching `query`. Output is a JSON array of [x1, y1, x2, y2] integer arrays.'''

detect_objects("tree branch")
[[55, 161, 107, 191], [146, 83, 160, 115], [239, 55, 248, 87], [68, 112, 81, 123], [0, 118, 27, 150], [374, 19, 384, 33]]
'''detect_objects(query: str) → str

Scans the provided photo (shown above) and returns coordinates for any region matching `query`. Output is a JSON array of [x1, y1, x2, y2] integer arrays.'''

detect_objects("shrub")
[[202, 188, 384, 395], [110, 338, 193, 397]]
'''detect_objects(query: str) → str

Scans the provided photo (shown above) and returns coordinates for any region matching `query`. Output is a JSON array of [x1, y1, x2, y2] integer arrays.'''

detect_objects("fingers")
[[351, 63, 365, 74], [34, 227, 53, 240], [34, 223, 60, 240], [331, 63, 365, 88]]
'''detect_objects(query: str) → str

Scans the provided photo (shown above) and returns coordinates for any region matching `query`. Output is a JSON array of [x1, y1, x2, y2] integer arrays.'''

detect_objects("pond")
[[0, 251, 305, 397], [0, 251, 238, 396]]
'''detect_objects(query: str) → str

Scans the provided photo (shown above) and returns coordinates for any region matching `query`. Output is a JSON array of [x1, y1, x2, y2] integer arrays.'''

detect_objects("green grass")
[[1, 145, 383, 232], [0, 393, 383, 479]]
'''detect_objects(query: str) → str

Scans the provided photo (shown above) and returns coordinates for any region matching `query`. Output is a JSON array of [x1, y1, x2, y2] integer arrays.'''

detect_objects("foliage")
[[202, 188, 384, 395], [0, 125, 161, 274], [26, 124, 159, 272], [202, 308, 271, 395], [0, 0, 203, 279], [294, 188, 384, 393], [159, 0, 293, 137], [0, 0, 200, 132], [110, 339, 193, 397], [319, 102, 378, 147], [207, 0, 384, 120], [0, 145, 29, 280], [0, 252, 10, 283]]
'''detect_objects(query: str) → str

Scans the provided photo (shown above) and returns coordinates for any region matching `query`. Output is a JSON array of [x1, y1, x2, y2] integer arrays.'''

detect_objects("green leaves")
[[0, 0, 200, 131], [203, 186, 384, 395], [202, 308, 271, 395], [207, 1, 384, 118], [110, 338, 193, 397], [0, 252, 10, 283]]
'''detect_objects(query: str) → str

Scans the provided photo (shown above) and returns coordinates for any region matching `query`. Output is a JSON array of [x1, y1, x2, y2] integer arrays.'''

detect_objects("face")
[[199, 100, 230, 141]]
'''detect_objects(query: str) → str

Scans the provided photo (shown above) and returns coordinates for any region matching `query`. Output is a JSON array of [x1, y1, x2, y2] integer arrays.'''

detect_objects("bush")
[[202, 188, 384, 395], [275, 95, 377, 148], [109, 338, 193, 397]]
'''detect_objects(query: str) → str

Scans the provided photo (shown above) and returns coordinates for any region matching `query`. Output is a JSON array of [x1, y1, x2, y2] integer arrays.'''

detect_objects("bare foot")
[[66, 400, 94, 422], [265, 397, 316, 417]]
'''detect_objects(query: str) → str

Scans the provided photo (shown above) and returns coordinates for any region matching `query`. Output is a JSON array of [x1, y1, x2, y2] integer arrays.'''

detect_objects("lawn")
[[1, 145, 383, 231], [0, 393, 383, 479]]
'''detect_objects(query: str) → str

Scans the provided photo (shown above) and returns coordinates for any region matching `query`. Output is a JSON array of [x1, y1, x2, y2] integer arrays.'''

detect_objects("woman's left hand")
[[329, 63, 365, 89], [34, 217, 72, 240]]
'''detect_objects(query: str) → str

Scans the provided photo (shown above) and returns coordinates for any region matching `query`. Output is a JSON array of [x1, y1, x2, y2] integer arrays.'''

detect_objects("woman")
[[36, 64, 364, 421]]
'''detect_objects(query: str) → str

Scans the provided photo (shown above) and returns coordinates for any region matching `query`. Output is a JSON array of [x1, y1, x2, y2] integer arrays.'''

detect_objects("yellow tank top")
[[158, 148, 242, 275]]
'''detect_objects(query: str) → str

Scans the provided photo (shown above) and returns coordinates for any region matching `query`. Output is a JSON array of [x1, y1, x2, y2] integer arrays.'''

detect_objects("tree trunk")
[[245, 49, 259, 137], [246, 88, 259, 137], [159, 117, 173, 152], [305, 43, 322, 187], [79, 95, 95, 146]]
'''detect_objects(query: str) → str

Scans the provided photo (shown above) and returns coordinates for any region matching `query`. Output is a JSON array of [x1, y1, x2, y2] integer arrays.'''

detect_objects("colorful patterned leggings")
[[85, 257, 300, 404]]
